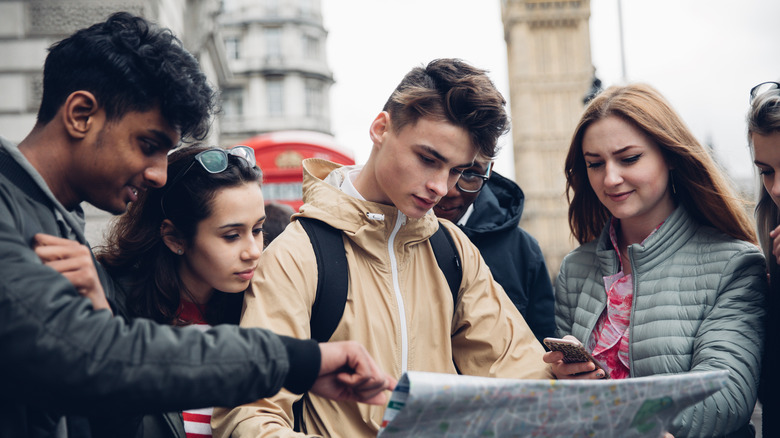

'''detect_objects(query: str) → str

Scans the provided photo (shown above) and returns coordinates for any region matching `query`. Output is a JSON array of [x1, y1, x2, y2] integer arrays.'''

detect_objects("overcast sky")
[[321, 0, 780, 186]]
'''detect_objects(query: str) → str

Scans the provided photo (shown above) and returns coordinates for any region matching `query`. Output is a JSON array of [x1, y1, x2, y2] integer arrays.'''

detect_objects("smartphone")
[[543, 337, 610, 378]]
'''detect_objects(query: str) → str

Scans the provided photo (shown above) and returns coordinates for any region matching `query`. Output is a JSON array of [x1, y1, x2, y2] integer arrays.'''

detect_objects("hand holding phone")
[[543, 337, 610, 379]]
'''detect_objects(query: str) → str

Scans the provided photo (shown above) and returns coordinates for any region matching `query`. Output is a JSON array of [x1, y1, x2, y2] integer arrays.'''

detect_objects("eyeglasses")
[[750, 82, 780, 103], [161, 145, 256, 218], [456, 162, 493, 193]]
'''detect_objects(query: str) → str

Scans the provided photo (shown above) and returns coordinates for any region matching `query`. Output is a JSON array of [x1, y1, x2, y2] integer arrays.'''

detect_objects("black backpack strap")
[[430, 221, 463, 309], [294, 217, 349, 433], [293, 217, 461, 431], [298, 217, 349, 342]]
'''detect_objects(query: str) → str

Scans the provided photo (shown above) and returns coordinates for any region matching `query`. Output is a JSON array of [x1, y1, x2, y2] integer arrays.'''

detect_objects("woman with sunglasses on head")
[[96, 144, 264, 438], [747, 80, 780, 438], [546, 83, 766, 438]]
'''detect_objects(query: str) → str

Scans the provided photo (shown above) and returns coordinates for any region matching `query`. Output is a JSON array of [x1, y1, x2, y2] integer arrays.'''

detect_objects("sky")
[[320, 0, 780, 187]]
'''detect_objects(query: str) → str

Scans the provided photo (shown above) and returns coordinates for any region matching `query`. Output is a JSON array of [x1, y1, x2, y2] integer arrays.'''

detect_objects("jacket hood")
[[295, 158, 440, 241], [460, 171, 525, 236]]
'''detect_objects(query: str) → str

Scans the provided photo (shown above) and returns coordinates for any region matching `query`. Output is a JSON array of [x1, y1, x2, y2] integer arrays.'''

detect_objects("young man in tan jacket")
[[212, 58, 553, 438]]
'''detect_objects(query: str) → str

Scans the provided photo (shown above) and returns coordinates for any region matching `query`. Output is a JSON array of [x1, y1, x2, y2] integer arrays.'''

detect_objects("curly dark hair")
[[382, 58, 509, 159], [96, 145, 262, 325], [37, 11, 216, 141]]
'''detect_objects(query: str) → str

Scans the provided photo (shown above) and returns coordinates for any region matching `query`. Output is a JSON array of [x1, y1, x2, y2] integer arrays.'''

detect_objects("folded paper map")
[[379, 370, 728, 437]]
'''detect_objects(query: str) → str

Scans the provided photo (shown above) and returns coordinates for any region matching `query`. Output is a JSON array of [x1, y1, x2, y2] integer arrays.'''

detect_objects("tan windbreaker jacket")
[[212, 159, 553, 438]]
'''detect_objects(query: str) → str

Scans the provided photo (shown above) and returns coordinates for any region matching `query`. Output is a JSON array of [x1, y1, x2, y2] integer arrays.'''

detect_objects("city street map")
[[378, 369, 728, 437]]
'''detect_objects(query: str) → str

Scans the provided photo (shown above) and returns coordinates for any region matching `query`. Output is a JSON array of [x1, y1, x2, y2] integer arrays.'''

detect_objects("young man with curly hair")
[[0, 12, 392, 437]]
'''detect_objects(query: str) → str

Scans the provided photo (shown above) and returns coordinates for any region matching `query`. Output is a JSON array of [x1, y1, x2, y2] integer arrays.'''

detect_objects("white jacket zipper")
[[388, 212, 408, 372]]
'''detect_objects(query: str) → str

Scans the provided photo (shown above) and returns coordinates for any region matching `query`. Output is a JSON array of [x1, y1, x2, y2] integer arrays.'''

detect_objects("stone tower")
[[501, 0, 594, 278]]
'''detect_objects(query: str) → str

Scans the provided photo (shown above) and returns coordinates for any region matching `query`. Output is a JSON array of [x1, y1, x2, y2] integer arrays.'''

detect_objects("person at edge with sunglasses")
[[0, 12, 394, 438], [93, 145, 262, 438], [433, 158, 556, 345], [212, 58, 553, 438], [747, 80, 780, 438]]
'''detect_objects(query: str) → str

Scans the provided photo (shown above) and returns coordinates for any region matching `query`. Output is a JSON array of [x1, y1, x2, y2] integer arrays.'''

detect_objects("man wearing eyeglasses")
[[433, 159, 556, 345], [213, 58, 552, 438], [0, 12, 393, 438]]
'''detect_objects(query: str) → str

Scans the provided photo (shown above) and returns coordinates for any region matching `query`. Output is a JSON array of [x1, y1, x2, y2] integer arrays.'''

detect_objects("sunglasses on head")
[[750, 81, 780, 103], [161, 145, 257, 218]]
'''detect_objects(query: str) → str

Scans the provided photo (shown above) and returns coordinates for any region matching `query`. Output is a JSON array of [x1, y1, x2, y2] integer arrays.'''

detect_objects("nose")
[[242, 235, 262, 261], [603, 162, 623, 187], [771, 175, 780, 199], [427, 170, 451, 198], [145, 155, 168, 189]]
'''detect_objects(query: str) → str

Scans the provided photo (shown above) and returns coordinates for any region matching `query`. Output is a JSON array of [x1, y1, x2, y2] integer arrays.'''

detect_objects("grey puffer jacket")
[[555, 206, 766, 438]]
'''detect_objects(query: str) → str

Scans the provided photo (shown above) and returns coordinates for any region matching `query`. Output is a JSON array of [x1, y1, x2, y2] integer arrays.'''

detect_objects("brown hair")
[[382, 58, 509, 159], [564, 83, 756, 245]]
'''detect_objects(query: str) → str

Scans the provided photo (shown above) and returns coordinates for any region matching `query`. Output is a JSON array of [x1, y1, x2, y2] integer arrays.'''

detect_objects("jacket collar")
[[297, 158, 440, 242], [595, 206, 697, 272]]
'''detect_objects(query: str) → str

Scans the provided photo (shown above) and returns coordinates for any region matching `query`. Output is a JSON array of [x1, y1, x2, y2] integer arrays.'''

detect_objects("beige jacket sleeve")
[[441, 220, 554, 380]]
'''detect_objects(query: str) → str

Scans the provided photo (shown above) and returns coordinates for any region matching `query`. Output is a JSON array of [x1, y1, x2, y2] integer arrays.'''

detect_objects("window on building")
[[221, 89, 244, 118], [303, 35, 320, 60], [267, 77, 284, 116], [265, 27, 282, 59], [224, 36, 240, 60], [305, 81, 323, 117]]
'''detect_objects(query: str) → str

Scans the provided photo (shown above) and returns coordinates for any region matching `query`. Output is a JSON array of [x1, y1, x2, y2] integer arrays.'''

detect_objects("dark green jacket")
[[0, 138, 319, 438]]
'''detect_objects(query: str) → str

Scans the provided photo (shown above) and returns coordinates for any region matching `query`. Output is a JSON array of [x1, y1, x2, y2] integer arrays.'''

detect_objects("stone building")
[[217, 0, 334, 145], [0, 0, 228, 245], [0, 0, 335, 246], [501, 0, 594, 278], [0, 0, 226, 143]]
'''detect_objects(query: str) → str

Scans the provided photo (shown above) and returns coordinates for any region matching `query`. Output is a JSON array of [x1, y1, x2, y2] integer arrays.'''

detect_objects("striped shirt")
[[179, 301, 214, 438]]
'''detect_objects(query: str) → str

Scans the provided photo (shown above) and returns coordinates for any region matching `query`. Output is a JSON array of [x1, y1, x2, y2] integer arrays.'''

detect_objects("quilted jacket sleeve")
[[554, 255, 575, 338], [668, 246, 766, 438]]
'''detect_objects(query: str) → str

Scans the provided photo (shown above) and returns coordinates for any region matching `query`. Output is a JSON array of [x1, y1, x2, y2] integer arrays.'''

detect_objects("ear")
[[62, 91, 100, 140], [369, 111, 390, 146], [160, 219, 186, 255]]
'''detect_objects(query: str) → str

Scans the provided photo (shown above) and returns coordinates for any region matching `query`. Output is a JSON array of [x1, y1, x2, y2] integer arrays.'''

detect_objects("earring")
[[670, 171, 677, 195], [177, 249, 183, 255]]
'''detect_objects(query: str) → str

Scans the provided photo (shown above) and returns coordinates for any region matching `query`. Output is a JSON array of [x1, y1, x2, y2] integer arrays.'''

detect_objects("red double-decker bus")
[[238, 130, 355, 211]]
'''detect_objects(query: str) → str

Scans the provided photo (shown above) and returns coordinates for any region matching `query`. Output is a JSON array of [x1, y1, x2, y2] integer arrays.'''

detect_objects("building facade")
[[501, 0, 594, 278], [0, 0, 228, 245], [217, 0, 334, 146], [0, 0, 337, 245]]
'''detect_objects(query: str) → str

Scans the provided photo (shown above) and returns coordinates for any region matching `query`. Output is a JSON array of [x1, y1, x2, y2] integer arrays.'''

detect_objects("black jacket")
[[458, 172, 556, 344], [759, 256, 779, 437], [0, 139, 319, 438]]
